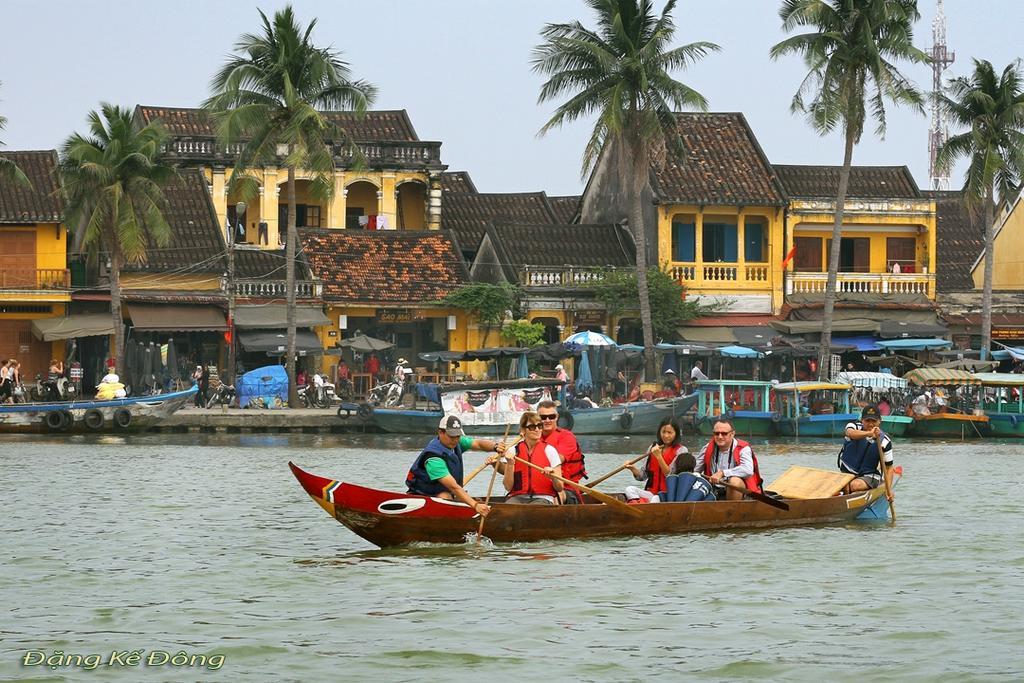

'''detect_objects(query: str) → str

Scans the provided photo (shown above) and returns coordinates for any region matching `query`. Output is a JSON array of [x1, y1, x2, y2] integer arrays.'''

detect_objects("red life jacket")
[[543, 428, 586, 484], [701, 438, 763, 493], [509, 440, 559, 498], [645, 444, 682, 495]]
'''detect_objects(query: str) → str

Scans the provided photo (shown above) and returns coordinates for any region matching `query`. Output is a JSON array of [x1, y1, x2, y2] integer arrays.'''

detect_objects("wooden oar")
[[587, 450, 651, 488], [463, 436, 522, 486], [877, 434, 896, 522], [508, 454, 642, 517], [476, 424, 511, 545], [720, 480, 790, 511]]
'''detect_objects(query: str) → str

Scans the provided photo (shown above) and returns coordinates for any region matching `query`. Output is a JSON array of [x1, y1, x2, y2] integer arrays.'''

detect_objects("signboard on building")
[[378, 309, 424, 324], [573, 310, 606, 327]]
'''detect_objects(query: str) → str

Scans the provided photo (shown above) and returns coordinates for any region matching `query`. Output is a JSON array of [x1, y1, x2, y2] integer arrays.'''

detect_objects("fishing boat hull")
[[289, 462, 887, 547], [775, 413, 859, 437], [986, 413, 1024, 437], [0, 387, 197, 434], [369, 393, 699, 435], [881, 415, 913, 436], [909, 412, 990, 438], [696, 411, 776, 436]]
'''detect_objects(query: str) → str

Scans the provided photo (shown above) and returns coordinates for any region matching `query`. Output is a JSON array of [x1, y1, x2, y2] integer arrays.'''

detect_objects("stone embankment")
[[152, 407, 377, 433]]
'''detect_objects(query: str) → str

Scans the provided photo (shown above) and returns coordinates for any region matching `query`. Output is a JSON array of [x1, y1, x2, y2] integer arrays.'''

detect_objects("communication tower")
[[928, 0, 955, 190]]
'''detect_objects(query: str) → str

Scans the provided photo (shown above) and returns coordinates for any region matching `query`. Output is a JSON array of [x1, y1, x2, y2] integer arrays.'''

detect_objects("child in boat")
[[623, 417, 687, 503]]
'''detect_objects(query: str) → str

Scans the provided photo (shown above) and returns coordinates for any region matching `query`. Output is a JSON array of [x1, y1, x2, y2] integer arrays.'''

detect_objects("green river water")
[[1, 433, 1022, 682]]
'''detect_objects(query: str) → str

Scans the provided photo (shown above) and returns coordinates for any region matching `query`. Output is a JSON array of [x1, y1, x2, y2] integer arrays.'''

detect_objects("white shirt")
[[693, 439, 754, 479], [691, 366, 709, 381]]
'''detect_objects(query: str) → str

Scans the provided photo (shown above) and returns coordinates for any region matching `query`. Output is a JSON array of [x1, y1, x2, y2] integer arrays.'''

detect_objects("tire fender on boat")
[[558, 411, 574, 431], [771, 412, 782, 422], [356, 403, 374, 420], [57, 410, 75, 431], [83, 409, 105, 431], [619, 411, 633, 431], [44, 410, 66, 431], [113, 408, 132, 429]]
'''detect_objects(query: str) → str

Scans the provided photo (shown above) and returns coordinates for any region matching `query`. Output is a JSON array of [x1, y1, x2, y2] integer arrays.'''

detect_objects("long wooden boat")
[[773, 381, 856, 437], [974, 372, 1024, 437], [909, 412, 990, 438], [289, 462, 889, 547], [0, 386, 197, 434], [369, 392, 699, 436], [694, 380, 775, 436]]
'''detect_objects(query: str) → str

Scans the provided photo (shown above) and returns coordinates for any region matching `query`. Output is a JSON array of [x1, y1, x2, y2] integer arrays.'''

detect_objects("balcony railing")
[[163, 136, 443, 169], [668, 262, 772, 289], [0, 268, 70, 290], [232, 279, 322, 299], [785, 272, 935, 297], [519, 266, 628, 288]]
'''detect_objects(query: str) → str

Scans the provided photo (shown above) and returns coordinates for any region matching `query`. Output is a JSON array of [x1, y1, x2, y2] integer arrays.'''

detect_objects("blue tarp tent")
[[834, 335, 882, 351], [876, 338, 952, 351], [237, 365, 288, 408], [719, 345, 763, 359]]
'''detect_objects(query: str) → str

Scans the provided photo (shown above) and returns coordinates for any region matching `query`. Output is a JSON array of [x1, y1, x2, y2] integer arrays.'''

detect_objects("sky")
[[1, 0, 1022, 196]]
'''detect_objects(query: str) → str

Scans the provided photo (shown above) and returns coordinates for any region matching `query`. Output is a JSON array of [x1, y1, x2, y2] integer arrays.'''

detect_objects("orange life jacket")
[[645, 444, 682, 495], [509, 440, 559, 498], [543, 428, 586, 484], [701, 438, 763, 493]]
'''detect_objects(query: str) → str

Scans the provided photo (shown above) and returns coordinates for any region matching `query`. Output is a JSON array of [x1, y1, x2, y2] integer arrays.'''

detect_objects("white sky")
[[1, 0, 1021, 196]]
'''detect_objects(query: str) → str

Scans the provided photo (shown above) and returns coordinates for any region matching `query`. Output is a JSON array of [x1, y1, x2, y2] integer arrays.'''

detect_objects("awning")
[[31, 314, 116, 341], [719, 345, 762, 359], [238, 328, 323, 354], [234, 305, 331, 329], [876, 338, 952, 351], [833, 371, 909, 390], [127, 304, 227, 332], [878, 320, 949, 338], [770, 319, 879, 334], [833, 335, 882, 352], [904, 367, 981, 386], [677, 326, 737, 343]]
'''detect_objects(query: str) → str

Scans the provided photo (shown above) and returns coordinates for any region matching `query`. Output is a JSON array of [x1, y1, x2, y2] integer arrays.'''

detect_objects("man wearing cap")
[[405, 415, 507, 516], [838, 404, 894, 500]]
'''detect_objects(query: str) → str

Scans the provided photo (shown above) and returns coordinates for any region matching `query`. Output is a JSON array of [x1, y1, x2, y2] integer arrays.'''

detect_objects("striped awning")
[[904, 368, 981, 386]]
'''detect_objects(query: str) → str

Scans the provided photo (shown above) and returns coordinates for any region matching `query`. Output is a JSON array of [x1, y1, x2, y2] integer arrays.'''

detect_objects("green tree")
[[533, 0, 718, 374], [436, 283, 519, 346], [59, 104, 174, 376], [502, 319, 547, 348], [770, 0, 927, 378], [937, 59, 1024, 359], [0, 82, 30, 187], [591, 266, 710, 340], [204, 5, 376, 406]]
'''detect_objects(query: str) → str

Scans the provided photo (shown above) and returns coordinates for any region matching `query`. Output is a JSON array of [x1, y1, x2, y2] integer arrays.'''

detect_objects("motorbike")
[[206, 383, 236, 409], [298, 374, 337, 408], [31, 373, 77, 402], [367, 377, 404, 408]]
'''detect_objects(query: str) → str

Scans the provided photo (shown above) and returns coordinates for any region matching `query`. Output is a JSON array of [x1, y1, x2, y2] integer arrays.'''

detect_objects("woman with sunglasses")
[[623, 417, 687, 503], [502, 411, 564, 505]]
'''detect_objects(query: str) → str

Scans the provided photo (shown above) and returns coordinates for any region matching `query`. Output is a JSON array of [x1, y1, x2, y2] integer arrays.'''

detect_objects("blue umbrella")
[[575, 347, 593, 394], [564, 330, 616, 346], [719, 345, 762, 359], [516, 352, 529, 379]]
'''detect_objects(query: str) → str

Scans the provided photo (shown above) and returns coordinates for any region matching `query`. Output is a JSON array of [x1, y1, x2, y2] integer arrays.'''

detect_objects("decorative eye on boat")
[[376, 498, 427, 515]]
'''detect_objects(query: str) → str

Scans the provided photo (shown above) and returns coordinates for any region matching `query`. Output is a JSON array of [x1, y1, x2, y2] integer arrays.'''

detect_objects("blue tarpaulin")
[[237, 365, 288, 408], [834, 335, 882, 351], [876, 338, 952, 351], [719, 345, 762, 359]]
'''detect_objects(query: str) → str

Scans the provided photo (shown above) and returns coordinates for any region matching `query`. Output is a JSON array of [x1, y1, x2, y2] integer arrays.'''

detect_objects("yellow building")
[[0, 150, 70, 379], [970, 187, 1024, 290], [133, 106, 445, 247]]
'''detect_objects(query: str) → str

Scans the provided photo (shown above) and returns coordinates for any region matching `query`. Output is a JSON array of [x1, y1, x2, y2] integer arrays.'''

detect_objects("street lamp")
[[226, 201, 245, 386]]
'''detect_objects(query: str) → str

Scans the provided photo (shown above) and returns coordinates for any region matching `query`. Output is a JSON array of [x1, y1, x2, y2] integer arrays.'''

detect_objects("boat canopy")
[[696, 379, 774, 388], [971, 372, 1024, 387], [904, 367, 981, 386], [833, 371, 909, 390], [773, 381, 852, 392]]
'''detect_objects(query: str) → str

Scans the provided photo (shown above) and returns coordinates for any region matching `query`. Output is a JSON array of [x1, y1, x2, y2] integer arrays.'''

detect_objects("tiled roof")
[[440, 171, 477, 193], [299, 229, 469, 303], [0, 150, 62, 223], [548, 195, 581, 224], [650, 113, 786, 206], [774, 164, 921, 199], [442, 192, 558, 251], [123, 169, 225, 273], [925, 190, 985, 292], [135, 106, 421, 141], [485, 223, 634, 281], [234, 248, 291, 280]]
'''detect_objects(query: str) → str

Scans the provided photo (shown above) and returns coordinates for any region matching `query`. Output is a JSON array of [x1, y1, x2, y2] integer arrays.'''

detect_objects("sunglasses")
[[524, 423, 543, 430], [539, 414, 558, 421], [713, 430, 734, 436]]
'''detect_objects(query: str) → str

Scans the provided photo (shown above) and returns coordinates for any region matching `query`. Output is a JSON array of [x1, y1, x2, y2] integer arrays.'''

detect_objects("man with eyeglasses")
[[694, 418, 764, 500], [536, 399, 587, 504], [405, 415, 507, 516], [838, 404, 894, 500]]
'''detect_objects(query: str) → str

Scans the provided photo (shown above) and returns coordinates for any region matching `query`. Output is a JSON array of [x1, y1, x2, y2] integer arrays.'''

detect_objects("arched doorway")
[[616, 318, 643, 346], [396, 181, 426, 229], [345, 180, 379, 229], [530, 316, 562, 345]]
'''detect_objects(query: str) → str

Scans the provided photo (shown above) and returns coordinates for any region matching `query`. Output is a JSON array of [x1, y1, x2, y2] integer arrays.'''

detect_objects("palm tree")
[[204, 5, 376, 407], [770, 0, 928, 379], [937, 59, 1024, 359], [533, 0, 718, 373], [0, 82, 30, 187], [60, 104, 174, 376]]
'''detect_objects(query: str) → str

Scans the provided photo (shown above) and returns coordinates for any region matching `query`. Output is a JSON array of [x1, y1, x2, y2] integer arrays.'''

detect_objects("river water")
[[1, 432, 1022, 682]]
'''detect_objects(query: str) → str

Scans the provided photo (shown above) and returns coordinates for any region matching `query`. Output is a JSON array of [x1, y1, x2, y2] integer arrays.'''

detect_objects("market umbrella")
[[575, 347, 594, 394], [338, 334, 394, 353], [516, 352, 529, 379], [564, 330, 616, 346], [141, 343, 155, 391], [165, 339, 179, 383], [151, 341, 165, 389]]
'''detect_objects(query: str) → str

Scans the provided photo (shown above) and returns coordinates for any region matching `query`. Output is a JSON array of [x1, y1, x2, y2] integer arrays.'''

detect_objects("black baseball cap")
[[438, 415, 464, 436], [861, 404, 881, 421]]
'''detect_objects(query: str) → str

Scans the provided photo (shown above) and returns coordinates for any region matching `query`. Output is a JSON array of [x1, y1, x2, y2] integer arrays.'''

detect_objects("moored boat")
[[904, 368, 989, 438], [289, 461, 889, 547], [772, 381, 857, 437], [833, 371, 913, 435], [694, 379, 775, 436], [0, 386, 197, 434], [974, 372, 1024, 437]]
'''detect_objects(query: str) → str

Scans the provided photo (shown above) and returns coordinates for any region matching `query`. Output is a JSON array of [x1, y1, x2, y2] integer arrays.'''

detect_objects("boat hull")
[[370, 393, 699, 435], [987, 413, 1024, 437], [776, 413, 858, 437], [696, 411, 775, 436], [0, 387, 197, 434], [881, 415, 913, 436], [289, 462, 886, 547], [909, 413, 990, 438]]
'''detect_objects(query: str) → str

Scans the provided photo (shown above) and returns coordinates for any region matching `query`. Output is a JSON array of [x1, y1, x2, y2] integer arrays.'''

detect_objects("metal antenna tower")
[[928, 0, 955, 190]]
